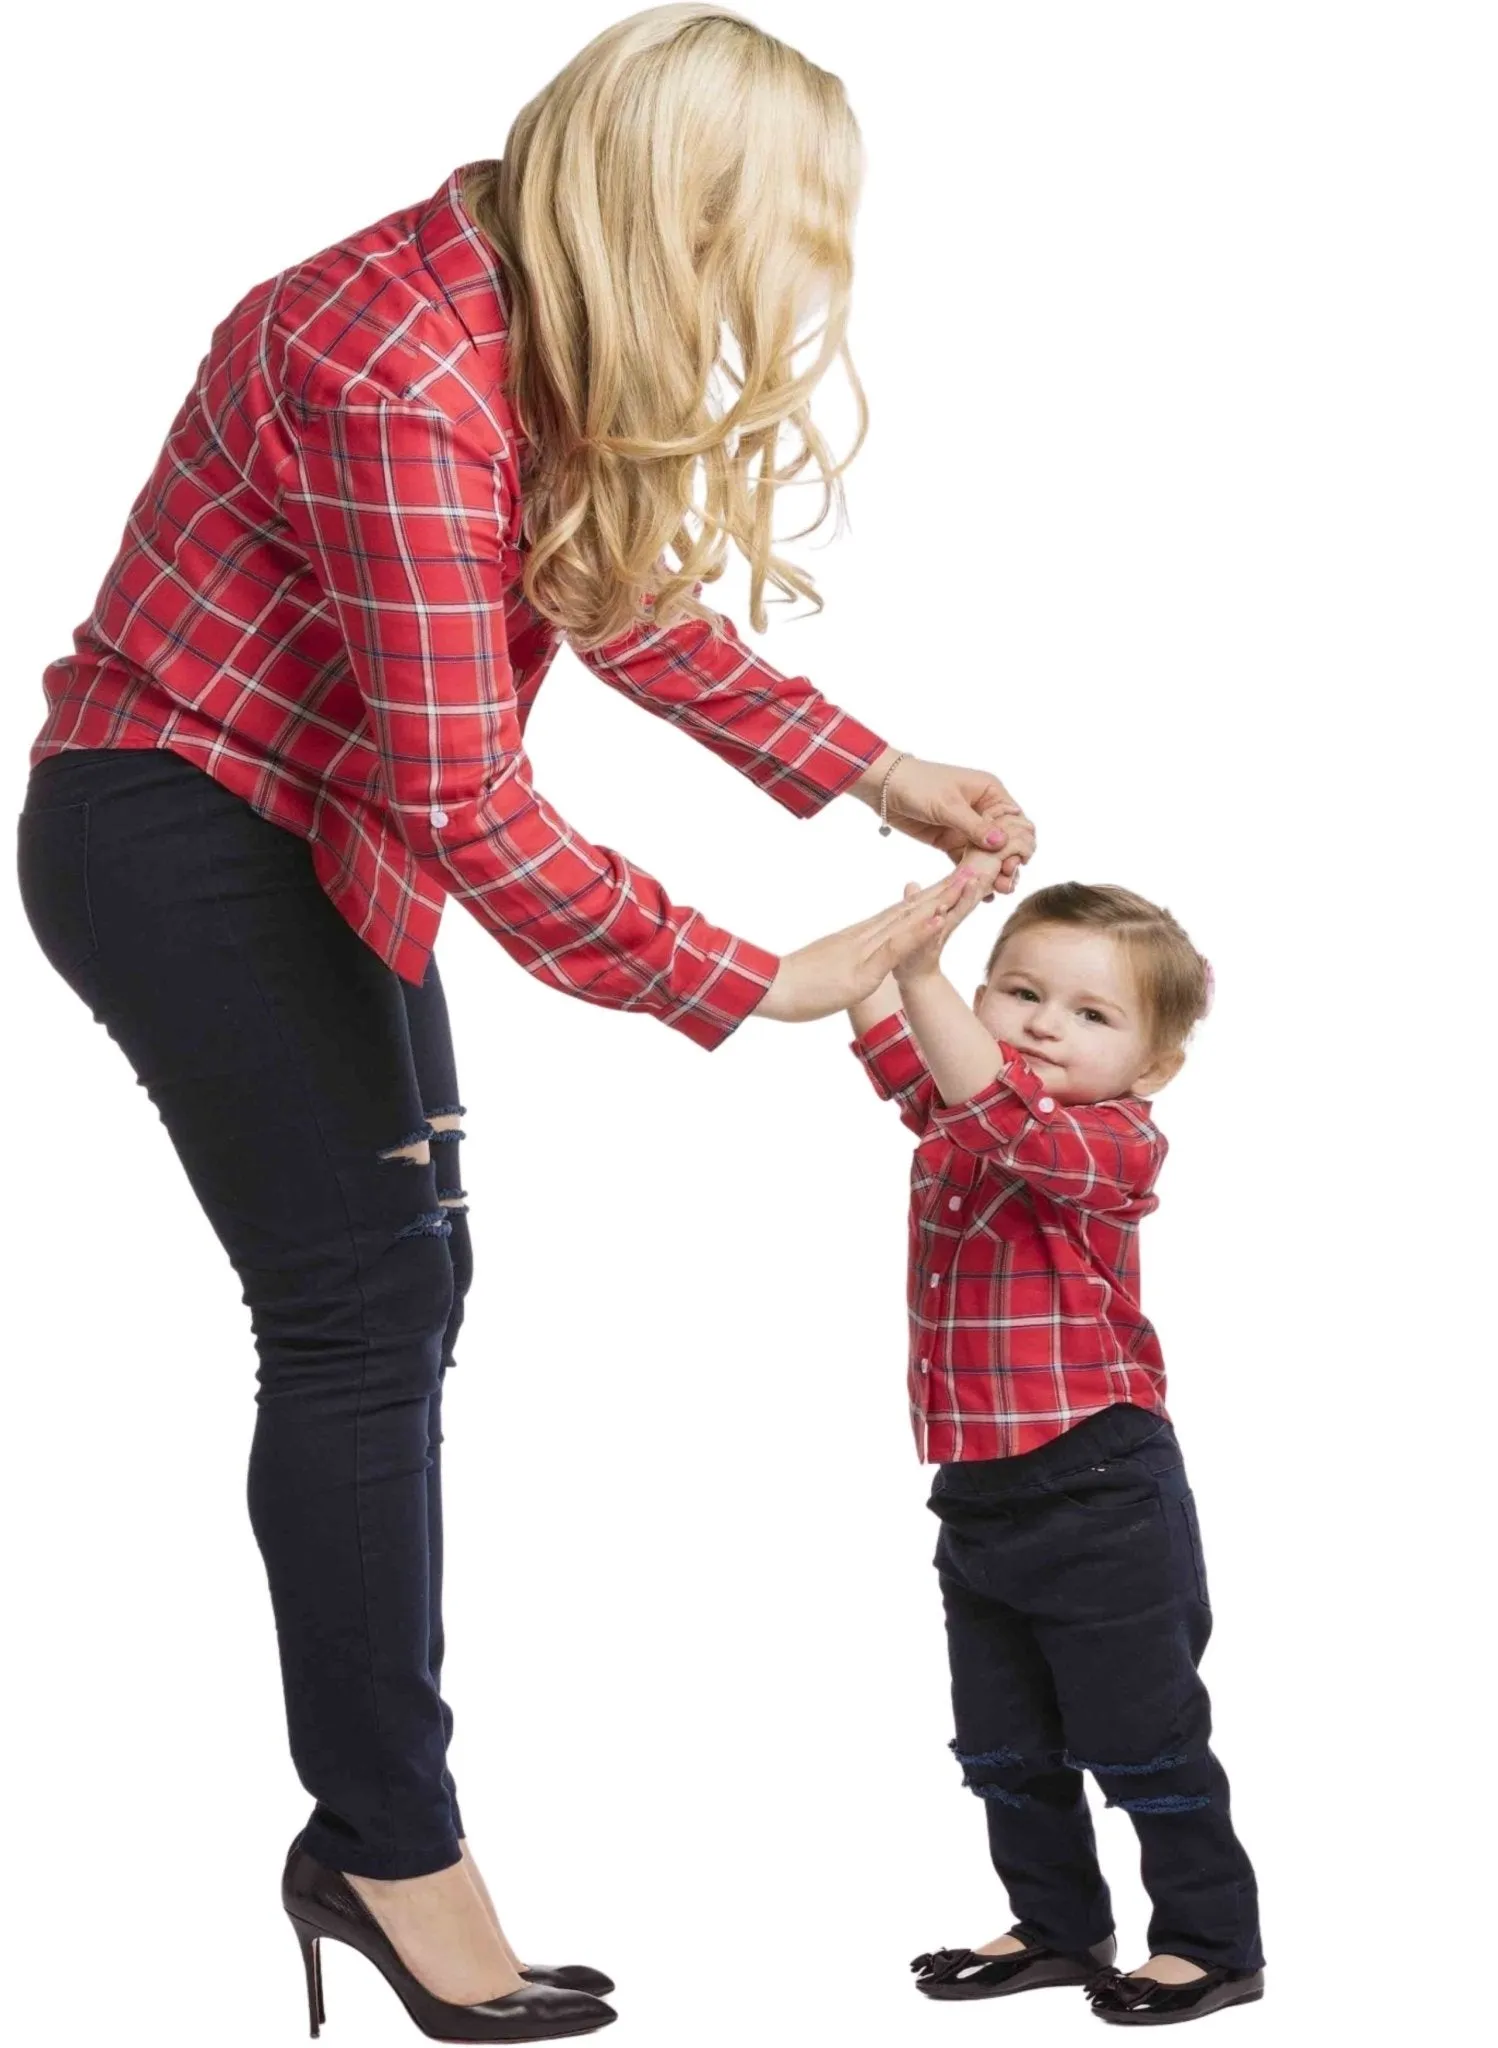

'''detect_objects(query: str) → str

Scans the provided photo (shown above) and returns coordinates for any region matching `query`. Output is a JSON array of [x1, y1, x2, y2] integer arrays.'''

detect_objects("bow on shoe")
[[1086, 1969, 1159, 2012], [910, 1947, 975, 1981]]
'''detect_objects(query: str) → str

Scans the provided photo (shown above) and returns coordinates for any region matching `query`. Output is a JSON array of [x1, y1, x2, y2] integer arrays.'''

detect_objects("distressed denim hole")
[[379, 1124, 434, 1164], [1109, 1793, 1211, 1814], [398, 1210, 452, 1240]]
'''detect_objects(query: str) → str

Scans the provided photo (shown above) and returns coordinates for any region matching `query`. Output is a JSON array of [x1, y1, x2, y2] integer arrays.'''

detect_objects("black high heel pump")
[[282, 1837, 617, 2041]]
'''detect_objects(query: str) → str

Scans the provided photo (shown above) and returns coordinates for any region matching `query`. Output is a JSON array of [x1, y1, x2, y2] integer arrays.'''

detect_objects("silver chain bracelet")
[[877, 751, 908, 836]]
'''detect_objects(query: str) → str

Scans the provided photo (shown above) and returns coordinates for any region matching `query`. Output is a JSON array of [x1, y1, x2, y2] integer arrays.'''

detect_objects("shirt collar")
[[415, 162, 510, 356]]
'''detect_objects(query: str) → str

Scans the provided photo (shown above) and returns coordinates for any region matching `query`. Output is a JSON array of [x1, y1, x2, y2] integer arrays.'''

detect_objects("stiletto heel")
[[281, 1835, 616, 2041], [292, 1916, 326, 2036]]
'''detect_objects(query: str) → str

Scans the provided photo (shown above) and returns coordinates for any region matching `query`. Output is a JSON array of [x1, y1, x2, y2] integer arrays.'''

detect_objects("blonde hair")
[[461, 4, 866, 649], [986, 884, 1211, 1055]]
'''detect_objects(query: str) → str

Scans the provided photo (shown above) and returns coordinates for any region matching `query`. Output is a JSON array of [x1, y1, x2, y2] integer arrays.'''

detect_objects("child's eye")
[[1010, 986, 1039, 1003], [1080, 1008, 1108, 1025]]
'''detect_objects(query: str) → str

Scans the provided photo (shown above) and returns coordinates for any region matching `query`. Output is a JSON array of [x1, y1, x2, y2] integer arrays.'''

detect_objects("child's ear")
[[1133, 1046, 1186, 1097]]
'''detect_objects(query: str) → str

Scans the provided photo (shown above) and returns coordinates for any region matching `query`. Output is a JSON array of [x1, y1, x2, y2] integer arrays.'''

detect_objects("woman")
[[18, 8, 1032, 2041]]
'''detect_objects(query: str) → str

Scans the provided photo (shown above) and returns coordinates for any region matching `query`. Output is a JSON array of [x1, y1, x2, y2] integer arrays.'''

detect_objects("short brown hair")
[[985, 883, 1210, 1054]]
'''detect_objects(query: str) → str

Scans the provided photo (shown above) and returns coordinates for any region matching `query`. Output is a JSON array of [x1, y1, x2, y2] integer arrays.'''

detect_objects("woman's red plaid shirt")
[[32, 165, 887, 1050]]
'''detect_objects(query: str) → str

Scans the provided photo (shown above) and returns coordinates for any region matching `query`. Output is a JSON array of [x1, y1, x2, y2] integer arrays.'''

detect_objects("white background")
[[4, 4, 1494, 2043]]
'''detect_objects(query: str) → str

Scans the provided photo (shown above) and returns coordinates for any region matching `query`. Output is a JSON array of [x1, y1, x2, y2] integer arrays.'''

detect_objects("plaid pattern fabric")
[[851, 1011, 1170, 1461], [31, 163, 886, 1050]]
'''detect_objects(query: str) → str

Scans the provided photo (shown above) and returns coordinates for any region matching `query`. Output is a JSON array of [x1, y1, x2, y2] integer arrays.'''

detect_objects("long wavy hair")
[[461, 4, 867, 650]]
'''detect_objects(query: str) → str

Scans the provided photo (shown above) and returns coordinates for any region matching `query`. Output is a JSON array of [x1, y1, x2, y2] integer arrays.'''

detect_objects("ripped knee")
[[380, 1106, 469, 1235], [427, 1104, 468, 1211], [378, 1125, 433, 1166], [1064, 1747, 1212, 1815], [427, 1104, 465, 1144], [376, 1102, 465, 1171], [949, 1738, 1057, 1811], [424, 1105, 465, 1212]]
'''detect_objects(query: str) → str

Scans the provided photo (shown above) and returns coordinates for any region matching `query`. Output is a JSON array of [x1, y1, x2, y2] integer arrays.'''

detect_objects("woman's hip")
[[17, 745, 459, 1300]]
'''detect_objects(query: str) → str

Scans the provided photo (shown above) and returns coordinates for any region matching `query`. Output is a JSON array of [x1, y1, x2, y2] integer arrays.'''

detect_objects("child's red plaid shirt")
[[851, 1010, 1171, 1462], [31, 164, 886, 1050]]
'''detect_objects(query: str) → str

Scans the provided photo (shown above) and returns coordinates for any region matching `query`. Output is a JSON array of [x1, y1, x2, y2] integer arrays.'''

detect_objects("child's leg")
[[935, 1534, 1114, 1955], [1032, 1433, 1263, 1974]]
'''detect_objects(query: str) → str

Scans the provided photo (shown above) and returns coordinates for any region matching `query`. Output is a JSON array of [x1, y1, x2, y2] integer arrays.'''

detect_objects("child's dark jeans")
[[928, 1401, 1263, 1971]]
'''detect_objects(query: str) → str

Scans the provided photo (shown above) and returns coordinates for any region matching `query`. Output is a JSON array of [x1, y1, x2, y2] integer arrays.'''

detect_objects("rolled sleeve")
[[850, 1010, 936, 1134], [928, 1048, 1163, 1212]]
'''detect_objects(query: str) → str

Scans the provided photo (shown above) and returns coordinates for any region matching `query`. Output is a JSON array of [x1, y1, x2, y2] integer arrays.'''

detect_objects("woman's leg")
[[396, 963, 524, 1969], [399, 959, 470, 1839], [17, 752, 493, 1914]]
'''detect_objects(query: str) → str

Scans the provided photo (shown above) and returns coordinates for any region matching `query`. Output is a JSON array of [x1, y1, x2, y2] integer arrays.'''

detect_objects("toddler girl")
[[848, 876, 1263, 2028]]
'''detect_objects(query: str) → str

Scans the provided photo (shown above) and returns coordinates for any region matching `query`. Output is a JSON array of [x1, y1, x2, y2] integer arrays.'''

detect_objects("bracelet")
[[876, 751, 908, 836]]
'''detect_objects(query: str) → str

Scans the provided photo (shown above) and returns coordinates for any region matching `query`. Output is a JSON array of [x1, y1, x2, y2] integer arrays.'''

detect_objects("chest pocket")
[[912, 1138, 981, 1230]]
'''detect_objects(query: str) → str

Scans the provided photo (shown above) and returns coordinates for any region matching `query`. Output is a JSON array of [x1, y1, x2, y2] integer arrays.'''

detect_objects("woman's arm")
[[578, 615, 1035, 888], [576, 606, 889, 818], [280, 386, 970, 1044], [282, 391, 774, 1046]]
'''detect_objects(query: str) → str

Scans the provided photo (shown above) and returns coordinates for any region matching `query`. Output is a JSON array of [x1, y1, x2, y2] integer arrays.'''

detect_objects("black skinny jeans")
[[18, 747, 473, 1877], [929, 1402, 1263, 1972]]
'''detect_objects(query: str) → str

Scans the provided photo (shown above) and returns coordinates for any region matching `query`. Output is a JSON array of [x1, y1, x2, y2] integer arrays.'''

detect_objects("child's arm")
[[847, 975, 938, 1137], [847, 846, 1018, 1140], [894, 967, 1005, 1105], [893, 896, 1163, 1215], [848, 972, 903, 1039], [898, 964, 1163, 1213]]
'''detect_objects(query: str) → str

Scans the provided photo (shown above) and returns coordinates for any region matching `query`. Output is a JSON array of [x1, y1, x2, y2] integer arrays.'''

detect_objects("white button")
[[919, 1357, 930, 1374], [929, 1273, 940, 1287], [1038, 1095, 1055, 1113], [948, 1196, 961, 1212], [430, 807, 449, 829]]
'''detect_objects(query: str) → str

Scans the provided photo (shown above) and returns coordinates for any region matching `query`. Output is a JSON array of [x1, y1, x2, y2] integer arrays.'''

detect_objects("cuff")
[[773, 709, 890, 819], [992, 1044, 1060, 1116], [849, 1009, 926, 1096], [927, 1044, 1061, 1144], [666, 932, 781, 1051]]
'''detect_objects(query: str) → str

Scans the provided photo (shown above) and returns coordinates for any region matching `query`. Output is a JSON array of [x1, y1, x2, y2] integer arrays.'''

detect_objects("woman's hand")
[[754, 869, 982, 1023], [853, 750, 1036, 891]]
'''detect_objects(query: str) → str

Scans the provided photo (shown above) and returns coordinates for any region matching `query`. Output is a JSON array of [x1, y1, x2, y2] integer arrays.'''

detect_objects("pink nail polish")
[[985, 830, 1004, 846]]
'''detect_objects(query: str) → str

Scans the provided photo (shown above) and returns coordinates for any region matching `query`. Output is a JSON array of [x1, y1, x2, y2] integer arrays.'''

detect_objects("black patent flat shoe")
[[282, 1837, 617, 2040], [913, 1932, 1118, 1998], [1086, 1964, 1265, 2024], [521, 1966, 616, 1998]]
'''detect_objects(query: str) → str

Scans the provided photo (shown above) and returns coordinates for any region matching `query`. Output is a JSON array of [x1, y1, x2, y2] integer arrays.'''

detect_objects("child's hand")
[[959, 846, 1009, 898], [892, 867, 988, 986], [983, 806, 1036, 895]]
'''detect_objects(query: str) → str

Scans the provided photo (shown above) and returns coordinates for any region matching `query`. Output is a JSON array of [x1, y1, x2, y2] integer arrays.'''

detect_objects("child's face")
[[974, 925, 1182, 1103]]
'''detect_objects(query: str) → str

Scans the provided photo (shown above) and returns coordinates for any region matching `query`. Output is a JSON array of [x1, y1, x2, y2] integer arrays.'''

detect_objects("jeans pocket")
[[17, 802, 99, 983], [1179, 1489, 1211, 1604], [1047, 1458, 1162, 1515]]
